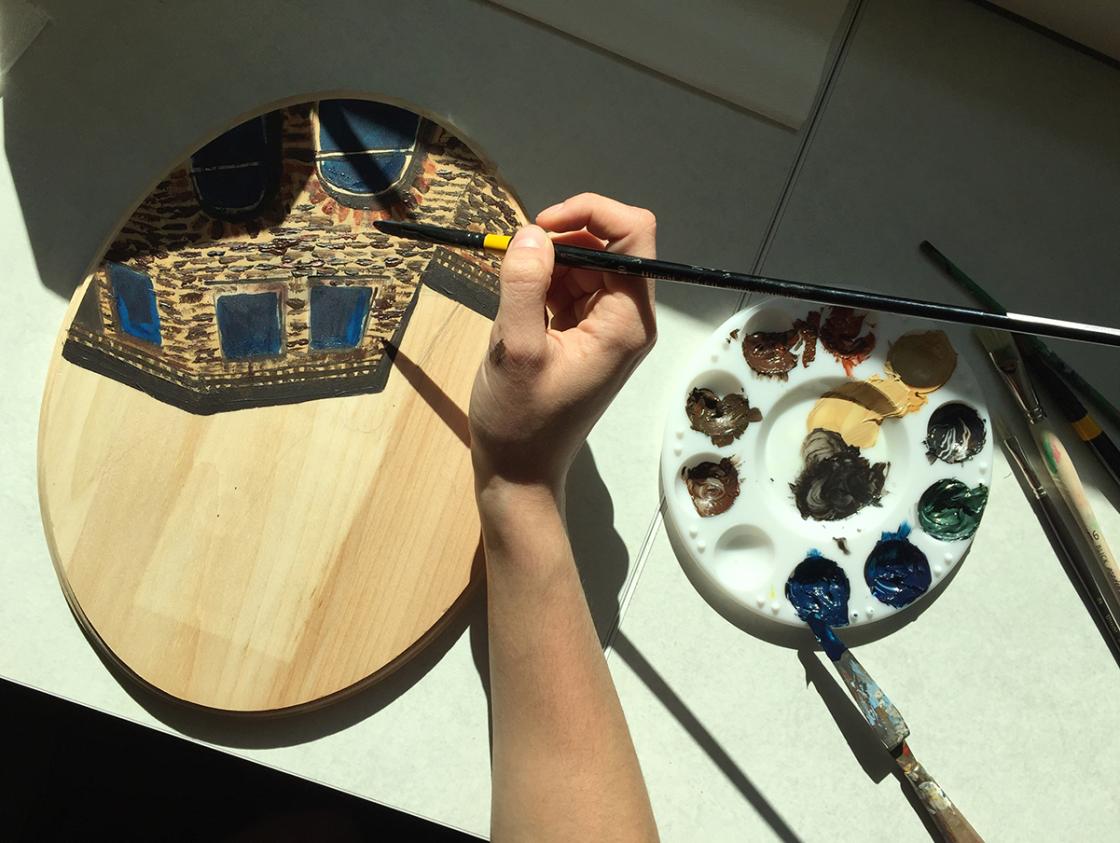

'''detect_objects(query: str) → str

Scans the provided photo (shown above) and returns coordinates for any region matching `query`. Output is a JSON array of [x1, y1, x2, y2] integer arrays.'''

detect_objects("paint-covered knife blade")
[[810, 621, 985, 843]]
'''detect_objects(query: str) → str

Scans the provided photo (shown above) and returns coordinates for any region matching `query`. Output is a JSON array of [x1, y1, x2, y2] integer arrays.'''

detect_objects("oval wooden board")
[[37, 97, 521, 713], [41, 280, 488, 712]]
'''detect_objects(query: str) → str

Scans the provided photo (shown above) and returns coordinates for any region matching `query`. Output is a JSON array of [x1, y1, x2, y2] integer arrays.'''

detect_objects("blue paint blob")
[[864, 522, 932, 608], [310, 285, 373, 350], [785, 551, 851, 629], [109, 262, 161, 345], [215, 292, 282, 359], [807, 618, 847, 661]]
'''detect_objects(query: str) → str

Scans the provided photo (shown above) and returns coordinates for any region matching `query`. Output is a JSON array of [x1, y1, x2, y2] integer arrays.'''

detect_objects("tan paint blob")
[[806, 331, 958, 448]]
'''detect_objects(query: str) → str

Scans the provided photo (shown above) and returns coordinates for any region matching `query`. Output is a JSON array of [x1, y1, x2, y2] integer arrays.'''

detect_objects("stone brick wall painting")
[[63, 98, 524, 414]]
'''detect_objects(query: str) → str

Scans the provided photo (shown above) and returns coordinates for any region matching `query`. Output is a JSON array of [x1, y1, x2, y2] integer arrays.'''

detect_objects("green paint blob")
[[917, 479, 989, 541]]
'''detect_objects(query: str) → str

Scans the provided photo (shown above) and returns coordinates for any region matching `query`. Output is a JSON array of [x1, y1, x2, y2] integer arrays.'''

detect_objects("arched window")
[[315, 99, 423, 208], [190, 114, 281, 220], [309, 285, 373, 350], [108, 262, 161, 346], [215, 292, 282, 359]]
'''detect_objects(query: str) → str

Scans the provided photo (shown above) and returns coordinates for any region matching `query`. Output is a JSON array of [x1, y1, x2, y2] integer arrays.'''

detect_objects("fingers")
[[537, 194, 657, 346], [492, 225, 554, 368], [536, 193, 657, 259]]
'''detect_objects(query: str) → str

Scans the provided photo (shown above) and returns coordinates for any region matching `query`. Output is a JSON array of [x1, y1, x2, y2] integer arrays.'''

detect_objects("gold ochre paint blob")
[[806, 330, 958, 448]]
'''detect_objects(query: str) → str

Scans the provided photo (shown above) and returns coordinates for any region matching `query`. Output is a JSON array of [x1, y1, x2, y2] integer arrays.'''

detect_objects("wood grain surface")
[[40, 279, 490, 713]]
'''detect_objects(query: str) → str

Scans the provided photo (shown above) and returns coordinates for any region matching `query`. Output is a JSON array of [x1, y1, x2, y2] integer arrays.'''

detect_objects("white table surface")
[[3, 1, 1120, 840]]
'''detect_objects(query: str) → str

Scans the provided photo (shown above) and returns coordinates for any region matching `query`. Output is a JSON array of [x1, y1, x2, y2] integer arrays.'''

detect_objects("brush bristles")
[[974, 326, 1014, 355]]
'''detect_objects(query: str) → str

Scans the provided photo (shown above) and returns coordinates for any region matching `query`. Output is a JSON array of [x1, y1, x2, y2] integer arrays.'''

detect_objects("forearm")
[[480, 482, 658, 842]]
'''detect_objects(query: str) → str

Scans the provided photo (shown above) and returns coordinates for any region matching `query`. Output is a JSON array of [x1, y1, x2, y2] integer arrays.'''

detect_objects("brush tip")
[[974, 326, 1013, 355], [372, 219, 397, 234]]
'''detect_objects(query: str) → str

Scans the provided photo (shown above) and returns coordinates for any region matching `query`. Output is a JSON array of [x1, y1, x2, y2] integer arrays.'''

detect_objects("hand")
[[469, 193, 657, 496]]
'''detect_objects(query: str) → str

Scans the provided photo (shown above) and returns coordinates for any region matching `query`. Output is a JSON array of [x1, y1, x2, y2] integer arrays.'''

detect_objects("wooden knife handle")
[[896, 743, 985, 843]]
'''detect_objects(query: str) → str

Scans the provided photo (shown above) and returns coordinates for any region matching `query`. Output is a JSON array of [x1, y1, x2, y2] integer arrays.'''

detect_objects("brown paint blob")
[[742, 329, 799, 378], [686, 388, 763, 447], [741, 310, 821, 379], [886, 330, 957, 391], [819, 307, 876, 375], [682, 458, 741, 517]]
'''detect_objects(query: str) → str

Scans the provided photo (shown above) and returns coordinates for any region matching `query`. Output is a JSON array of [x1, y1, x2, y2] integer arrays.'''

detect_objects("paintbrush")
[[920, 240, 1120, 430], [1027, 350, 1120, 494], [994, 418, 1120, 656], [976, 328, 1120, 608], [808, 620, 984, 842], [372, 220, 1120, 347]]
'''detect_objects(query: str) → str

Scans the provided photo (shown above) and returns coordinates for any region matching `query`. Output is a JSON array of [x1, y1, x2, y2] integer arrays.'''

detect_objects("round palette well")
[[660, 299, 993, 630]]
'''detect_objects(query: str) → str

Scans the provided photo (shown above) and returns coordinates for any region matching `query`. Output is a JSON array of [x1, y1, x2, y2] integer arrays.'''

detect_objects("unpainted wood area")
[[40, 282, 490, 712]]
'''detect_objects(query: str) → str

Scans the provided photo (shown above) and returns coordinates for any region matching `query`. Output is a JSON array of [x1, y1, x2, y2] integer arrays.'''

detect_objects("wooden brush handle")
[[1032, 424, 1120, 607], [896, 744, 985, 843]]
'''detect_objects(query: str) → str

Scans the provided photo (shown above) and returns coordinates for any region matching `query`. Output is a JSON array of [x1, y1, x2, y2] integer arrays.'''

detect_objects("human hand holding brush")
[[470, 193, 659, 842], [469, 192, 658, 497]]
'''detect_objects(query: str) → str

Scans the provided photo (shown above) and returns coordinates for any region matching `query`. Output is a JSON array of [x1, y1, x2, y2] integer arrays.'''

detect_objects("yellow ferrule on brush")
[[482, 233, 512, 252], [1072, 415, 1102, 441]]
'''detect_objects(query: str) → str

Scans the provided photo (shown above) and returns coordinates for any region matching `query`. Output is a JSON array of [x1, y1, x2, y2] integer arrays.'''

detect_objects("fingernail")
[[510, 226, 546, 249]]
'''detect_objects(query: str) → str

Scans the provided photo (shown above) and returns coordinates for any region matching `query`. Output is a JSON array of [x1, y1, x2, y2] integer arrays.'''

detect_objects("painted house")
[[65, 98, 521, 413]]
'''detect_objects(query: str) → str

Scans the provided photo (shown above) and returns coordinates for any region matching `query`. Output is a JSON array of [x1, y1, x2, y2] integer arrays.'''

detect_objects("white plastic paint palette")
[[660, 299, 993, 630]]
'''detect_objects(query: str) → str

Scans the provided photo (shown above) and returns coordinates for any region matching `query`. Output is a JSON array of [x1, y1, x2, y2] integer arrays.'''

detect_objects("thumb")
[[493, 225, 554, 366]]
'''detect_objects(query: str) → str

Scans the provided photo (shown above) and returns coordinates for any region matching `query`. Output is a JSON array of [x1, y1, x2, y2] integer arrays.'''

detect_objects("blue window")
[[190, 113, 281, 219], [310, 285, 372, 350], [216, 292, 282, 359], [109, 262, 161, 345], [315, 99, 421, 205]]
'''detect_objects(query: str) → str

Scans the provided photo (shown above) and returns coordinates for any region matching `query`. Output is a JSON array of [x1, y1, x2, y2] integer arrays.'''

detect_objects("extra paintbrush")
[[372, 220, 1120, 348], [976, 328, 1120, 609], [1027, 350, 1120, 494], [808, 620, 984, 843], [995, 418, 1120, 657], [920, 240, 1120, 430]]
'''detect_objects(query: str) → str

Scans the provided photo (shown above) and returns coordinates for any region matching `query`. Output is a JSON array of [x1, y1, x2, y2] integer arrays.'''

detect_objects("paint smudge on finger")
[[786, 551, 851, 627], [865, 522, 931, 607], [683, 458, 740, 517], [791, 429, 888, 521], [686, 387, 762, 447], [918, 479, 988, 541], [924, 402, 986, 464], [489, 338, 506, 366]]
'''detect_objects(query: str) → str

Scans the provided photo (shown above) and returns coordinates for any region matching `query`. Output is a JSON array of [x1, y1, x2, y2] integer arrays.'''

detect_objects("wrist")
[[476, 473, 565, 519]]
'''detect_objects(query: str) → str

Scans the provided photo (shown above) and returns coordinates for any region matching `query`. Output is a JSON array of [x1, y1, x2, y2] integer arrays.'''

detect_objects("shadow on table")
[[612, 632, 805, 843]]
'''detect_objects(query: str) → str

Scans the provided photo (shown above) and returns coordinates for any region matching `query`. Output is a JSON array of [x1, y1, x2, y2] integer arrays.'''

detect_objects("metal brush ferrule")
[[994, 356, 1045, 423]]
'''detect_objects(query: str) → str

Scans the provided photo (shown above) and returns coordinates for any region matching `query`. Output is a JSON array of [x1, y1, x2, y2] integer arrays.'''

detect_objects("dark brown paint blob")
[[685, 387, 763, 447], [791, 429, 888, 521], [741, 311, 821, 378], [682, 458, 741, 517], [742, 329, 799, 378], [819, 307, 876, 375]]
